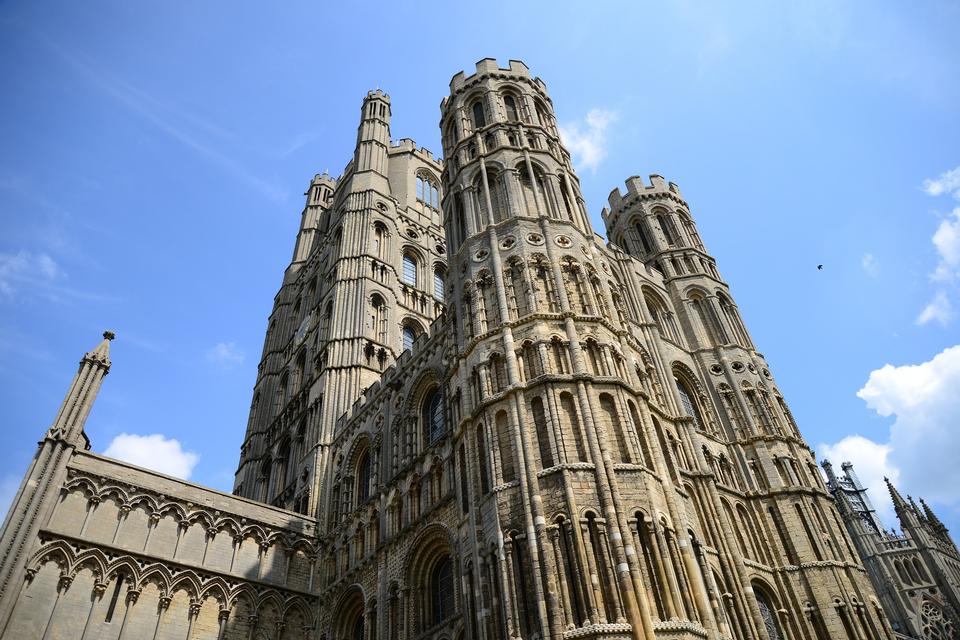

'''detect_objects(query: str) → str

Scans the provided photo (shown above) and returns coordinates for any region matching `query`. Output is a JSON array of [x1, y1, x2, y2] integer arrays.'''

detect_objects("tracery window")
[[416, 173, 440, 209], [356, 449, 371, 504], [423, 387, 445, 445], [675, 377, 705, 431], [754, 587, 784, 640], [921, 600, 955, 639], [431, 555, 456, 625]]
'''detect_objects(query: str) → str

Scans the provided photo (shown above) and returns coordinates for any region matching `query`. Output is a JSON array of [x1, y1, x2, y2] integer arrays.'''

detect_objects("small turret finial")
[[103, 330, 115, 341]]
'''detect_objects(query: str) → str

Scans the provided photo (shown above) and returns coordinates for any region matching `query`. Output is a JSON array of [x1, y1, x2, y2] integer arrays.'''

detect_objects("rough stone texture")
[[1, 58, 951, 640]]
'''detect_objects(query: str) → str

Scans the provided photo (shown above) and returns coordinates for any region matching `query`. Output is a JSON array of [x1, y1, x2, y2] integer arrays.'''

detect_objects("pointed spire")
[[86, 330, 114, 365], [886, 476, 910, 513], [907, 495, 922, 517], [46, 331, 114, 446], [920, 498, 948, 533]]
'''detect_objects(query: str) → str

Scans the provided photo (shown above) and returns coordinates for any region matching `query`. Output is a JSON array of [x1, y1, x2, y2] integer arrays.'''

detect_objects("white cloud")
[[559, 109, 618, 173], [0, 250, 61, 297], [103, 433, 199, 480], [931, 207, 960, 283], [818, 435, 898, 524], [206, 341, 245, 369], [922, 166, 960, 199], [857, 345, 960, 506], [861, 253, 879, 277], [916, 291, 953, 326]]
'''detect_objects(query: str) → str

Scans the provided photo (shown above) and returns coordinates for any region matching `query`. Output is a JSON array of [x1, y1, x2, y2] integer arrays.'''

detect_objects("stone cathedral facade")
[[0, 58, 934, 640], [823, 462, 960, 638]]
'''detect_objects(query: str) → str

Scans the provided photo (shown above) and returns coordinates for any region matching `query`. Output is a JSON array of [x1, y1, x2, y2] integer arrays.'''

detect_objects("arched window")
[[433, 267, 445, 301], [656, 211, 680, 246], [644, 290, 678, 343], [534, 99, 551, 131], [690, 292, 727, 345], [477, 424, 490, 494], [504, 94, 519, 121], [357, 449, 371, 504], [471, 100, 486, 129], [320, 300, 333, 341], [497, 410, 516, 482], [370, 294, 387, 342], [423, 387, 445, 444], [675, 377, 705, 431], [276, 439, 292, 494], [431, 555, 456, 625], [347, 613, 363, 640], [274, 374, 288, 416], [416, 173, 440, 209], [402, 324, 416, 352], [634, 220, 653, 255], [402, 252, 418, 286], [531, 396, 553, 468], [754, 586, 784, 640], [373, 221, 387, 259]]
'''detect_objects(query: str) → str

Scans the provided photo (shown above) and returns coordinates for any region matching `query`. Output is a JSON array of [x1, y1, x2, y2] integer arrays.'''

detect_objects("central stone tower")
[[439, 59, 653, 638]]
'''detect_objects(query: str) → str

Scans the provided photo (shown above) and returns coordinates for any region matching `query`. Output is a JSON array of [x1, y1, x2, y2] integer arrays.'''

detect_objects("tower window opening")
[[403, 252, 418, 286], [504, 94, 519, 121], [472, 100, 486, 129]]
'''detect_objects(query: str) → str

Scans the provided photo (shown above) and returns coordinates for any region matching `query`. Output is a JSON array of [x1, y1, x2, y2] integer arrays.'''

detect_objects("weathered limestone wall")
[[2, 451, 318, 640]]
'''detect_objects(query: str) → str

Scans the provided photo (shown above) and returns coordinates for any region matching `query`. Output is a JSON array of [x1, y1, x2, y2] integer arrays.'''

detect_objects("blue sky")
[[1, 1, 959, 536]]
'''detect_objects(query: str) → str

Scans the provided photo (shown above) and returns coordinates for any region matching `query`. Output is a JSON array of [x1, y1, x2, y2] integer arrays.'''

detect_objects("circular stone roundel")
[[473, 248, 489, 262], [555, 235, 572, 248], [526, 233, 544, 246]]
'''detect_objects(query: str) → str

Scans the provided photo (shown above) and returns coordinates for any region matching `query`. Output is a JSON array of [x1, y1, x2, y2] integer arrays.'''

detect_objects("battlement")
[[600, 174, 685, 226], [364, 89, 390, 102], [443, 58, 547, 108], [389, 138, 442, 165], [310, 172, 337, 187]]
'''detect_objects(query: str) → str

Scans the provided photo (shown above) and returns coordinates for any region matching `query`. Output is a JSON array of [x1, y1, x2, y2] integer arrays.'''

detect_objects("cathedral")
[[1, 58, 956, 640], [823, 461, 960, 638]]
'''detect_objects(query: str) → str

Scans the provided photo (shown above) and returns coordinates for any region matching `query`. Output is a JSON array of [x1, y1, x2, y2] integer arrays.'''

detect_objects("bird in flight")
[[817, 264, 823, 270]]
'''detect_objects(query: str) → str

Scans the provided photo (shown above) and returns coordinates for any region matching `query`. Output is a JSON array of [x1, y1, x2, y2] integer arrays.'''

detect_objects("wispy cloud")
[[559, 109, 618, 173], [206, 341, 245, 369], [103, 433, 199, 480], [0, 248, 115, 303], [922, 166, 960, 199], [917, 291, 953, 327], [917, 167, 960, 326], [35, 34, 288, 205], [0, 250, 60, 297], [931, 208, 960, 284], [279, 130, 324, 158], [861, 253, 879, 277]]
